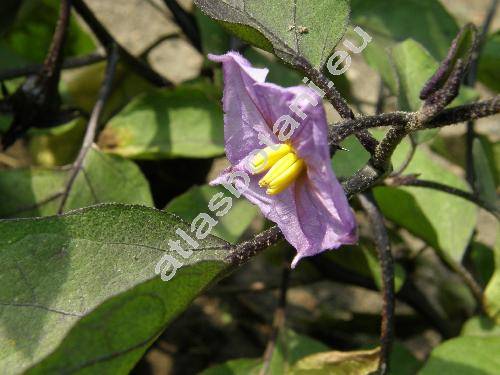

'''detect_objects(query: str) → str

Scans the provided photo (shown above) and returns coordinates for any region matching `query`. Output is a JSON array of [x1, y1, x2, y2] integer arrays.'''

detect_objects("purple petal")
[[211, 157, 357, 268], [208, 52, 279, 165], [210, 53, 357, 267]]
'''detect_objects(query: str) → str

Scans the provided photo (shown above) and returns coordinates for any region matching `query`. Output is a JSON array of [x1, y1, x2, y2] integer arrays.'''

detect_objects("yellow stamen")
[[259, 152, 298, 187], [250, 144, 292, 173], [266, 159, 305, 195]]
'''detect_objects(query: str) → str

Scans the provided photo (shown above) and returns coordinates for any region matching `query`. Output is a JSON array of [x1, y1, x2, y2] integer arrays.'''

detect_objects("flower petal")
[[209, 52, 279, 165], [211, 158, 357, 269]]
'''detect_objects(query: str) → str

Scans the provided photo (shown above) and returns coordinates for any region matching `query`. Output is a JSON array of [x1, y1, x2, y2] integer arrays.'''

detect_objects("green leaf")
[[392, 39, 439, 112], [194, 0, 350, 70], [99, 83, 224, 159], [461, 316, 500, 337], [0, 204, 230, 373], [392, 39, 478, 110], [485, 230, 500, 324], [419, 336, 500, 374], [478, 30, 500, 92], [469, 241, 495, 287], [473, 138, 497, 207], [195, 8, 230, 56], [0, 0, 95, 69], [201, 358, 261, 375], [0, 146, 153, 217], [289, 347, 380, 374], [391, 39, 477, 143], [28, 118, 86, 167], [351, 0, 459, 92], [166, 184, 258, 244], [327, 242, 406, 293], [200, 330, 329, 375], [64, 62, 155, 123], [390, 342, 421, 375], [331, 135, 371, 179], [374, 140, 477, 263]]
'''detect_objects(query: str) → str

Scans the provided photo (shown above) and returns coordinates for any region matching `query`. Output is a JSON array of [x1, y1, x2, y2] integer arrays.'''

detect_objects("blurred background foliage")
[[0, 0, 498, 374]]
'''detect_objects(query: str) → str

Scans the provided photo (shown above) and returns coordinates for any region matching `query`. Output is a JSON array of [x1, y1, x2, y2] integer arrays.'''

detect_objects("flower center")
[[249, 143, 306, 195]]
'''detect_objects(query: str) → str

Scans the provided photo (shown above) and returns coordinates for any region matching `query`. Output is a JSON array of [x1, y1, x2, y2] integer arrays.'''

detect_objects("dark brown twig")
[[359, 191, 395, 375], [0, 53, 105, 81], [162, 0, 201, 51], [58, 45, 119, 214], [294, 57, 379, 154], [1, 0, 72, 149], [72, 0, 172, 87], [329, 96, 500, 145]]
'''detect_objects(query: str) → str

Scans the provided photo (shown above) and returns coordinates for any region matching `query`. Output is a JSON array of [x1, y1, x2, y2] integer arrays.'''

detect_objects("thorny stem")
[[329, 96, 500, 144], [58, 45, 119, 214], [72, 0, 172, 87], [294, 57, 379, 154], [359, 192, 395, 375]]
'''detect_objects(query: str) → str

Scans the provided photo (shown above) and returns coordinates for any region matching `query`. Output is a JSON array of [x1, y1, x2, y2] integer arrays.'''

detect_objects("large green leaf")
[[478, 30, 500, 92], [98, 83, 224, 159], [419, 336, 500, 374], [0, 146, 153, 218], [351, 0, 458, 92], [166, 184, 258, 244], [374, 141, 477, 262], [0, 204, 230, 373], [194, 0, 350, 70], [0, 0, 95, 69]]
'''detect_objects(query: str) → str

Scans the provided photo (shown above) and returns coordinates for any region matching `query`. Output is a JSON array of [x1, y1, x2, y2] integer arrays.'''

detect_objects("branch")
[[329, 96, 500, 144], [0, 53, 105, 81], [294, 57, 379, 154], [1, 0, 71, 149], [58, 45, 119, 214], [162, 0, 201, 51], [387, 175, 499, 219], [72, 0, 172, 87], [359, 192, 395, 375], [226, 226, 284, 266], [38, 0, 72, 95]]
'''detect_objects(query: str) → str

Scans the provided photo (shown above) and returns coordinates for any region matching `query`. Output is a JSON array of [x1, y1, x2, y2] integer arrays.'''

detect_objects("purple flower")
[[209, 52, 357, 267]]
